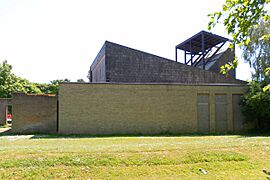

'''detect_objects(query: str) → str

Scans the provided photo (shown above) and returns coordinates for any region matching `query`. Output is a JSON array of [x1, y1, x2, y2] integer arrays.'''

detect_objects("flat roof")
[[176, 31, 229, 54], [60, 82, 247, 86]]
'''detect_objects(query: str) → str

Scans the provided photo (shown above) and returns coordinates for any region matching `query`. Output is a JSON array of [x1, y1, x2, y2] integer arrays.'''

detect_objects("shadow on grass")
[[1, 127, 269, 139], [1, 132, 270, 140], [31, 132, 270, 139]]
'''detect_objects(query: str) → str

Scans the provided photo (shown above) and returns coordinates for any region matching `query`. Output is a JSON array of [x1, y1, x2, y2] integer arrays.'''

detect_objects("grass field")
[[0, 132, 270, 179]]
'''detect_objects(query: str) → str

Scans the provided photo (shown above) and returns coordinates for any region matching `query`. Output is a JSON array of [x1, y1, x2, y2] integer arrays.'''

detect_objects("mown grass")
[[0, 133, 269, 179]]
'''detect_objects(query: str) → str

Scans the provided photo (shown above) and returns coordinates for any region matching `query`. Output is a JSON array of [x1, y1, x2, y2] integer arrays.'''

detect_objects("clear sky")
[[0, 0, 251, 83]]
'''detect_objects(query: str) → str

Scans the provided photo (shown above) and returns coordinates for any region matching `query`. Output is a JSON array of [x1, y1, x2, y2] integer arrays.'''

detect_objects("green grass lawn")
[[0, 132, 270, 179]]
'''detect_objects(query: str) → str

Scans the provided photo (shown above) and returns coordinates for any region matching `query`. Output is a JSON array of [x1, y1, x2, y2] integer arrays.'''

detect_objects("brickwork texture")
[[12, 93, 57, 133], [89, 41, 244, 84], [59, 83, 248, 135]]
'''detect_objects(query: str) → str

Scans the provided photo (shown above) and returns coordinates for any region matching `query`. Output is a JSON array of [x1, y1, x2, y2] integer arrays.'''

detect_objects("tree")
[[208, 0, 270, 84], [37, 79, 70, 95], [48, 79, 70, 94], [242, 20, 270, 81], [208, 0, 270, 82], [240, 78, 270, 129], [208, 0, 270, 46], [0, 60, 41, 98], [0, 60, 70, 97], [77, 79, 85, 83], [208, 0, 270, 130]]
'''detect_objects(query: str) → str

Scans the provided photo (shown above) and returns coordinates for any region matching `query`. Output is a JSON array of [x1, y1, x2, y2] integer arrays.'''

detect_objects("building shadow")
[[27, 131, 270, 139], [1, 128, 269, 139]]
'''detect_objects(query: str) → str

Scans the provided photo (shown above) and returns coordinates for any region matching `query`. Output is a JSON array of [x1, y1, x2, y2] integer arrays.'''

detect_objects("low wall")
[[59, 83, 248, 135], [12, 93, 57, 133], [0, 98, 12, 125]]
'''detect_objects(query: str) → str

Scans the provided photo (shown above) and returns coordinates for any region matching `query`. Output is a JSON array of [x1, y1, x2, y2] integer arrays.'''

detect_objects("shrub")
[[240, 79, 270, 130]]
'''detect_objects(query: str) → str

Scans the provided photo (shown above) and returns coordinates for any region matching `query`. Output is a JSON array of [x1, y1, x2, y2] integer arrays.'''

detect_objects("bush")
[[240, 79, 270, 130]]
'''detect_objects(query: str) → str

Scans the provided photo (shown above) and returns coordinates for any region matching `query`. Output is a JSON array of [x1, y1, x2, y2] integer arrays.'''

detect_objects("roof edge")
[[176, 30, 230, 52], [90, 41, 106, 70], [60, 81, 247, 87]]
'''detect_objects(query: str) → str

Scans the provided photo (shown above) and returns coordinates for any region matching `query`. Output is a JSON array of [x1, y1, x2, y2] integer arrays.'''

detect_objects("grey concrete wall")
[[59, 83, 248, 135], [89, 43, 106, 82], [12, 93, 57, 133], [104, 41, 244, 84], [0, 98, 12, 125], [91, 55, 106, 82]]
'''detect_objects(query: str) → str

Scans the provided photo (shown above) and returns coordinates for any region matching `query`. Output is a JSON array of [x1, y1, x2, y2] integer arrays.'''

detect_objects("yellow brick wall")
[[59, 83, 247, 135], [12, 93, 57, 134]]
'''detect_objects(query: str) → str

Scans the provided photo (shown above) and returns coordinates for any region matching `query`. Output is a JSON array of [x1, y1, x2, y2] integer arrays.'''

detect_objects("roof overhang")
[[176, 30, 230, 54]]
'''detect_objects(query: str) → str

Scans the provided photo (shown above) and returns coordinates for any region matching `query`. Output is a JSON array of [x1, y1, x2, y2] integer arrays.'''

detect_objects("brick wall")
[[0, 98, 12, 125], [59, 83, 248, 135], [12, 93, 57, 133]]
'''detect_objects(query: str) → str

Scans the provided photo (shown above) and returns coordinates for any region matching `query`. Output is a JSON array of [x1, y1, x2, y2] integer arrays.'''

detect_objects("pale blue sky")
[[0, 0, 251, 83]]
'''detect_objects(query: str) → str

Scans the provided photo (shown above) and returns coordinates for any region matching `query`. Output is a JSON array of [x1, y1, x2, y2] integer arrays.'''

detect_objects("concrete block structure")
[[0, 31, 250, 135], [59, 83, 247, 135], [89, 41, 244, 84], [11, 93, 57, 134]]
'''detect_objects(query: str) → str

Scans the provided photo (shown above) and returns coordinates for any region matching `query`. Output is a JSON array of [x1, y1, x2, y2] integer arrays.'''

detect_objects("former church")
[[1, 31, 249, 135]]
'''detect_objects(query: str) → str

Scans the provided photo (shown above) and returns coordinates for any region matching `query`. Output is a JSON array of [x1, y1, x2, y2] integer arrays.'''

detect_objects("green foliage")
[[263, 84, 270, 92], [37, 79, 70, 94], [242, 20, 270, 80], [0, 60, 70, 97], [208, 0, 270, 77], [0, 60, 41, 98], [220, 59, 238, 75], [263, 68, 270, 92], [240, 57, 270, 129], [208, 0, 270, 46], [241, 79, 270, 129], [209, 1, 270, 128], [265, 67, 270, 76]]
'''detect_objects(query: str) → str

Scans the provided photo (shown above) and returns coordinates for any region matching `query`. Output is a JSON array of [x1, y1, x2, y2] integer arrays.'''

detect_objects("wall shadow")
[[1, 128, 269, 139], [26, 132, 270, 139]]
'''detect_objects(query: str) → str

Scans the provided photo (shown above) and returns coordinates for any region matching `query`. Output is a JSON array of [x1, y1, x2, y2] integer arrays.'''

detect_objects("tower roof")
[[176, 31, 229, 54]]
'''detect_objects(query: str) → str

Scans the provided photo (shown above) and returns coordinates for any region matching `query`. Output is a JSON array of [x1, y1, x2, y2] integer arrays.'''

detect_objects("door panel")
[[197, 94, 210, 132]]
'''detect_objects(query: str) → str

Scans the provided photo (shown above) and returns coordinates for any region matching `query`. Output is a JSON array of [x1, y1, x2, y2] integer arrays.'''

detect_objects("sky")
[[0, 0, 251, 83]]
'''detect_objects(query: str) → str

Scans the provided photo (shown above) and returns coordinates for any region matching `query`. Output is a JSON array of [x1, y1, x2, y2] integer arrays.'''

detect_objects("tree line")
[[0, 60, 71, 98]]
